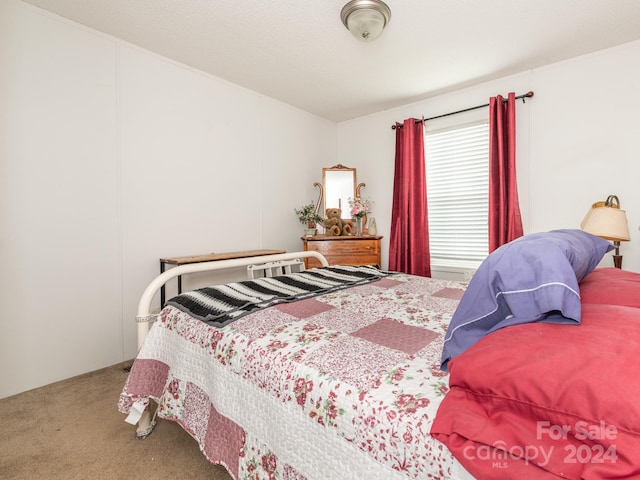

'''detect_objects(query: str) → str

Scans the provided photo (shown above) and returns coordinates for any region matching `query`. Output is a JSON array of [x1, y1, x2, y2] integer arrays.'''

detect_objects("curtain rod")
[[391, 91, 534, 130]]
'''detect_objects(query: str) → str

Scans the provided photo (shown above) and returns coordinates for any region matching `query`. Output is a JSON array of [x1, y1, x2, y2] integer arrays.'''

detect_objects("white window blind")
[[425, 122, 489, 269]]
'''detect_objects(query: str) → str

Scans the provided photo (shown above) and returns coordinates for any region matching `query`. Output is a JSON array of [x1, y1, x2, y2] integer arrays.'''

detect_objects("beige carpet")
[[0, 361, 233, 480]]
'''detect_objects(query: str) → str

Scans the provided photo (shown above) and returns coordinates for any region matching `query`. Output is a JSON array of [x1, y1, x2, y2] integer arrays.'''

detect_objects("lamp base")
[[613, 254, 622, 269]]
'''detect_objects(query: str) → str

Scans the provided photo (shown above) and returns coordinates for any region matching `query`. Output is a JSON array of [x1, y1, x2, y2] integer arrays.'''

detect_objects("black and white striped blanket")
[[166, 265, 390, 328]]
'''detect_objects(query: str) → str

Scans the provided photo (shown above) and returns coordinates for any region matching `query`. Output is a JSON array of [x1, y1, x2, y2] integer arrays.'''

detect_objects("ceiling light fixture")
[[340, 0, 391, 42]]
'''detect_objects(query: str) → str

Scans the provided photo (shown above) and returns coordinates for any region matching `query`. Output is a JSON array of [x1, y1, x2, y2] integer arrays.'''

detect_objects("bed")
[[119, 250, 474, 479], [119, 231, 640, 479]]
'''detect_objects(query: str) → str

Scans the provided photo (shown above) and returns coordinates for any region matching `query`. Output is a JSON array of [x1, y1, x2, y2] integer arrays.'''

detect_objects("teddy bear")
[[323, 208, 353, 236]]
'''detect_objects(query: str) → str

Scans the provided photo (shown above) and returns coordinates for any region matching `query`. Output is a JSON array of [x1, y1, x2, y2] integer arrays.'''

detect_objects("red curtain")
[[389, 118, 431, 276], [488, 92, 523, 252]]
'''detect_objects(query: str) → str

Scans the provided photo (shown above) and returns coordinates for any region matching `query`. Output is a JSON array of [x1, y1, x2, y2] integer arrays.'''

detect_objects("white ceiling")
[[21, 0, 640, 122]]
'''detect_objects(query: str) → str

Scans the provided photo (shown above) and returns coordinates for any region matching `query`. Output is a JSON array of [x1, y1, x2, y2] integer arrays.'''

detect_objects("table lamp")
[[580, 194, 630, 268]]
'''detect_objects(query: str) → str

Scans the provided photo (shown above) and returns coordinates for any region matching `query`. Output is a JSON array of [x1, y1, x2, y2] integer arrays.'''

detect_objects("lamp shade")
[[580, 200, 630, 242]]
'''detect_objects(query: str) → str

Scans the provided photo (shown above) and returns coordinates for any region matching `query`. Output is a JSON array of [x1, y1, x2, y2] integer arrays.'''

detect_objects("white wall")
[[0, 1, 336, 398], [337, 41, 640, 277]]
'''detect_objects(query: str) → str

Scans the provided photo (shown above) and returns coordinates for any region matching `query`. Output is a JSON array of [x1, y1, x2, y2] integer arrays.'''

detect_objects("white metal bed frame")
[[246, 257, 306, 279], [130, 251, 329, 437]]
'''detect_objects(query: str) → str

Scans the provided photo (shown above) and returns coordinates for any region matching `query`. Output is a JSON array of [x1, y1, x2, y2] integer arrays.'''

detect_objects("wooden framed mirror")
[[314, 164, 365, 221]]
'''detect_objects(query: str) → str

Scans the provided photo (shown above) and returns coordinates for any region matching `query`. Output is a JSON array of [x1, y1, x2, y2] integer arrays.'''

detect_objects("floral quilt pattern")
[[119, 272, 466, 480]]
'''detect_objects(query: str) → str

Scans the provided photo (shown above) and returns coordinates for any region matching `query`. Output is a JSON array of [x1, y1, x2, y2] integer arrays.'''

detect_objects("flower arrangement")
[[295, 202, 324, 227], [348, 196, 373, 218]]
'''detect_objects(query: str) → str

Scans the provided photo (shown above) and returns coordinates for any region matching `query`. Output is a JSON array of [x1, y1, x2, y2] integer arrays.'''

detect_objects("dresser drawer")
[[302, 236, 382, 268]]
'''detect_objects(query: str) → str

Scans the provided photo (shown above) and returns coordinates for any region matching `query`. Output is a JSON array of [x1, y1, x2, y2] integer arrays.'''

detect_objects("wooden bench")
[[159, 249, 286, 305]]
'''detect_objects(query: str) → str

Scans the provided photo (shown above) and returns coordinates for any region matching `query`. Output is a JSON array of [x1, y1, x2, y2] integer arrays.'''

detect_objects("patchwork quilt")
[[119, 270, 472, 479]]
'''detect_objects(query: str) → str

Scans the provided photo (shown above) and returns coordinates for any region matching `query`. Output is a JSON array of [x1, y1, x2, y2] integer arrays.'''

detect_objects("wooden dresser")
[[301, 235, 383, 268]]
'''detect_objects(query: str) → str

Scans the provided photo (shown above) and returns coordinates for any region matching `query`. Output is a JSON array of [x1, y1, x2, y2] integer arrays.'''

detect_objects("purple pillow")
[[440, 229, 614, 370]]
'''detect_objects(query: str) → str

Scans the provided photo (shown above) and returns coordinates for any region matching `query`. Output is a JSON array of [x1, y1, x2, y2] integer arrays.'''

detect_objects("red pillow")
[[431, 303, 640, 479], [579, 267, 640, 307]]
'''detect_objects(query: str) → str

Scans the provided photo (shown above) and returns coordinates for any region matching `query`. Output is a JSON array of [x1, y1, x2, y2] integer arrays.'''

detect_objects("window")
[[425, 122, 489, 270]]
